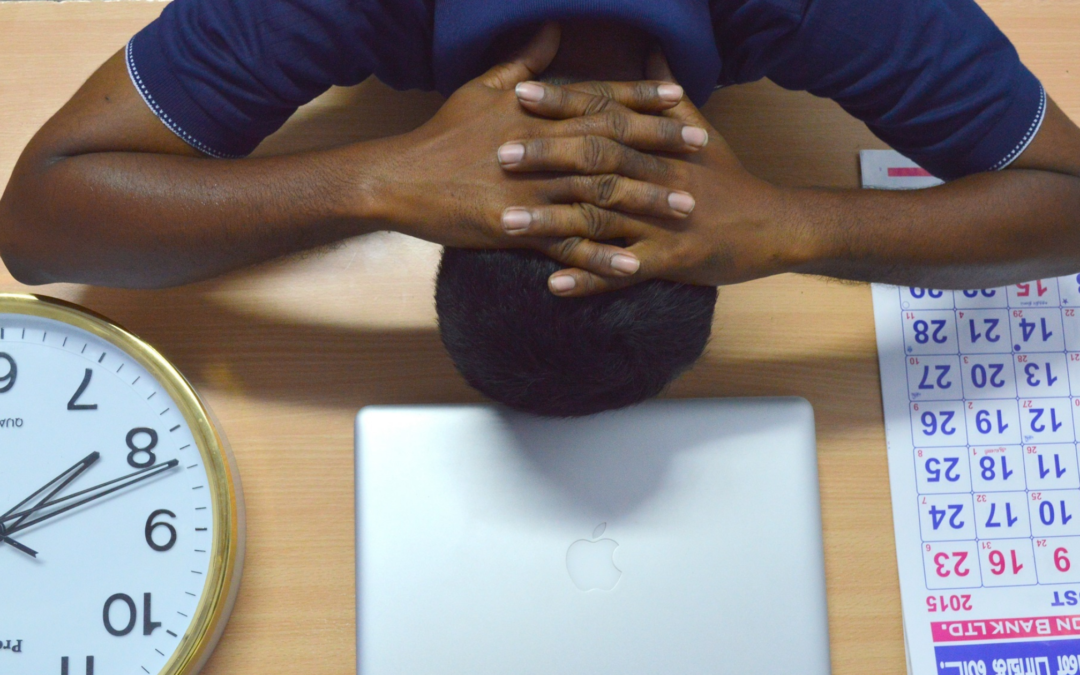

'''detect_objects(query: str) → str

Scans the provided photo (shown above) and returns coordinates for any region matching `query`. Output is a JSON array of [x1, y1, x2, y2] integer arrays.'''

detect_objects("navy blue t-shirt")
[[126, 0, 1046, 180]]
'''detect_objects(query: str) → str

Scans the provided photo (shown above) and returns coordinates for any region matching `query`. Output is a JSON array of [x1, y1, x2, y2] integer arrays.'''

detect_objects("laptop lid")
[[355, 398, 830, 674]]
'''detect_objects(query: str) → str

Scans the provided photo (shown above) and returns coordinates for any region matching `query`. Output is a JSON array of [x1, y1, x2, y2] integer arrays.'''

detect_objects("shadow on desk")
[[77, 275, 882, 446]]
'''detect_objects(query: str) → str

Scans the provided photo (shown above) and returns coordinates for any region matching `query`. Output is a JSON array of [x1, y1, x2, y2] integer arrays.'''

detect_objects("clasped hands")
[[371, 24, 810, 296]]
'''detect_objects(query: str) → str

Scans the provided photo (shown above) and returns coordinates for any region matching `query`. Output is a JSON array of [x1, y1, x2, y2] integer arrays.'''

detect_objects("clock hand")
[[0, 452, 99, 557], [0, 523, 37, 558], [5, 460, 180, 535], [1, 451, 100, 520], [2, 460, 179, 523]]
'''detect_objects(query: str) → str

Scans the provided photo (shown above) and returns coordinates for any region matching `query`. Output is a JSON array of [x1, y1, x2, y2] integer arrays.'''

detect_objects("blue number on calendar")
[[1024, 361, 1059, 387], [963, 289, 997, 298], [1040, 500, 1074, 526], [922, 411, 957, 436], [925, 457, 962, 483], [1039, 454, 1068, 479], [929, 504, 966, 530], [967, 318, 1001, 344], [918, 365, 953, 390], [985, 502, 1019, 528], [970, 363, 1006, 389], [910, 288, 944, 299], [914, 319, 948, 345], [1019, 317, 1054, 343], [980, 455, 1014, 481], [975, 409, 1010, 435], [1030, 407, 1064, 433]]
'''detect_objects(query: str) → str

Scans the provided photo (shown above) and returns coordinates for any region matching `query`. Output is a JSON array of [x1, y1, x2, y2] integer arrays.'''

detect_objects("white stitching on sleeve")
[[125, 38, 243, 159], [988, 84, 1047, 172]]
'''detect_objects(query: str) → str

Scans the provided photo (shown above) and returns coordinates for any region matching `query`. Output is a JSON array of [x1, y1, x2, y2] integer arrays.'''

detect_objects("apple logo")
[[565, 523, 622, 591]]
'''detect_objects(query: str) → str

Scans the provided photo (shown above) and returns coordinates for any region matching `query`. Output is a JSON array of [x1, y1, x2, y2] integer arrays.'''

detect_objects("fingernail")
[[668, 191, 696, 214], [681, 126, 708, 147], [502, 208, 532, 231], [498, 143, 525, 165], [550, 275, 576, 293], [611, 254, 640, 275], [515, 81, 545, 102], [657, 83, 683, 102]]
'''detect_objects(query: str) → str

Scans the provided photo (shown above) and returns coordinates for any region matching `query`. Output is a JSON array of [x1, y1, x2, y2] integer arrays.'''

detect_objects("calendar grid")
[[900, 278, 1080, 590]]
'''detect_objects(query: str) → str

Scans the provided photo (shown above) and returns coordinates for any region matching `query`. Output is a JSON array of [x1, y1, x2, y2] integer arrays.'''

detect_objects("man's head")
[[436, 247, 717, 417], [436, 19, 717, 417]]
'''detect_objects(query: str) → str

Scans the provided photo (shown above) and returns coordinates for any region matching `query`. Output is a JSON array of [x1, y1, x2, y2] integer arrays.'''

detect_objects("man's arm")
[[789, 97, 1080, 288], [0, 50, 374, 288], [0, 32, 704, 288]]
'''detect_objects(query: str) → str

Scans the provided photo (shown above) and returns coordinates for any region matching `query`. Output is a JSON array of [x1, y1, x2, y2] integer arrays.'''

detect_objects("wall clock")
[[0, 293, 244, 675]]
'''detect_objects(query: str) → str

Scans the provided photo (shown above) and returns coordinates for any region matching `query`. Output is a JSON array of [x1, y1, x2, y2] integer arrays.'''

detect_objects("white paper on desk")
[[866, 148, 1080, 675]]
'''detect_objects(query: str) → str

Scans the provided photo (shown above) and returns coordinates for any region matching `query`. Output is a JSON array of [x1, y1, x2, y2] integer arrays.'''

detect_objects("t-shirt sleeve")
[[127, 0, 433, 158], [712, 0, 1046, 180]]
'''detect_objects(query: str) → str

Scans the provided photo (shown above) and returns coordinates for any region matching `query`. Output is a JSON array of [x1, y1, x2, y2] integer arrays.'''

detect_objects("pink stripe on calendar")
[[888, 167, 933, 177]]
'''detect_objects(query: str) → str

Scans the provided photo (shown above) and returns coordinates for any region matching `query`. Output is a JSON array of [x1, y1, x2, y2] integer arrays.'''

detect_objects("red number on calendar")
[[1057, 548, 1071, 573], [1067, 309, 1076, 318], [1014, 310, 1025, 318], [910, 357, 920, 365], [1037, 539, 1048, 547], [976, 494, 988, 503], [1027, 446, 1038, 454], [1018, 356, 1029, 363], [1017, 284, 1030, 297], [1032, 493, 1043, 501], [934, 551, 970, 577], [926, 595, 973, 612], [917, 450, 924, 457], [988, 549, 1024, 576], [1023, 399, 1034, 408]]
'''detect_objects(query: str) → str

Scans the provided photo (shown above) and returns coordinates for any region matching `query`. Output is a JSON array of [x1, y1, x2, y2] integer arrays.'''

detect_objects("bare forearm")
[[0, 144, 383, 288], [791, 168, 1080, 288]]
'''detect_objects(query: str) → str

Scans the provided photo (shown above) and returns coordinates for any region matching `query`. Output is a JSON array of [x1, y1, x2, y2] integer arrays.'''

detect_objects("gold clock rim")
[[0, 293, 243, 675]]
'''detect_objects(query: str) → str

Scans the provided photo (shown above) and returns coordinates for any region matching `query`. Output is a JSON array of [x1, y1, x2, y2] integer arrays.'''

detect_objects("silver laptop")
[[355, 398, 830, 674]]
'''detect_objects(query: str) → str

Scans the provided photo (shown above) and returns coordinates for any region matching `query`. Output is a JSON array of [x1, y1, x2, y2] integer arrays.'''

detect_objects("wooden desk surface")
[[1, 2, 1078, 672]]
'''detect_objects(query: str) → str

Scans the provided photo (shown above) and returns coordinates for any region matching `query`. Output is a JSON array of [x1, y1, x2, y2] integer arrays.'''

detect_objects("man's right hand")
[[366, 23, 708, 279]]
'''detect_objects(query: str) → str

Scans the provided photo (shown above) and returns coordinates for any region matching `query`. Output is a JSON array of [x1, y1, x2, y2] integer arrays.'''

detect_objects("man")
[[2, 0, 1079, 415]]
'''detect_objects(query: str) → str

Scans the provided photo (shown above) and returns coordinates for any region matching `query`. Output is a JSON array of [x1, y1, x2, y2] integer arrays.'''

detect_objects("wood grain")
[[0, 2, 1077, 672]]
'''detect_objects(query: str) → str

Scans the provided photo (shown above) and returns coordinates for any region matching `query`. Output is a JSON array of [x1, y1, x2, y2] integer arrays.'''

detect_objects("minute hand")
[[4, 460, 179, 535]]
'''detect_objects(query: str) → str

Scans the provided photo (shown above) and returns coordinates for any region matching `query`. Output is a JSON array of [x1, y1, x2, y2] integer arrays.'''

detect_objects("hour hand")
[[2, 451, 100, 519]]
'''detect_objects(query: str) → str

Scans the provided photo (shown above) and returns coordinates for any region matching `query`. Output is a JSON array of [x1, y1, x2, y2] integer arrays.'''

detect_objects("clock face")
[[0, 309, 233, 675]]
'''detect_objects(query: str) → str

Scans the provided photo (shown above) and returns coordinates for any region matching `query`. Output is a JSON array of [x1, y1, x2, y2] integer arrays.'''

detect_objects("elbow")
[[0, 199, 57, 286], [0, 176, 94, 287]]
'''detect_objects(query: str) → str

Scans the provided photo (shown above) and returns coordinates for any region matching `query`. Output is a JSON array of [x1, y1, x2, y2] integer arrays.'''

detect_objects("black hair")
[[435, 247, 717, 417]]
